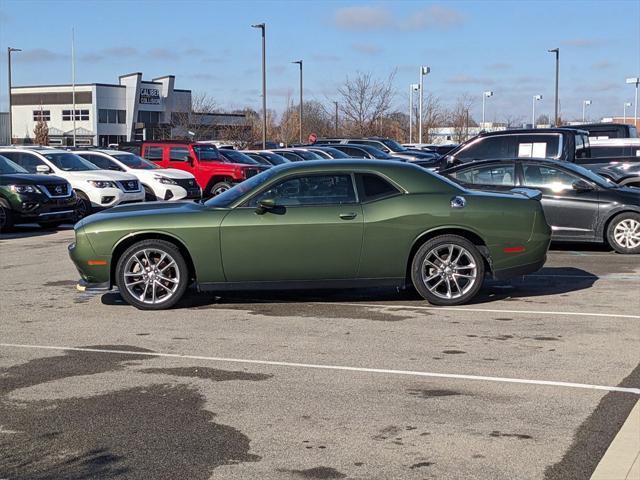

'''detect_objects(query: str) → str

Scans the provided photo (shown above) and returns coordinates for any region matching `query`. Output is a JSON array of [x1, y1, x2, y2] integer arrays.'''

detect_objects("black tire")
[[606, 212, 640, 254], [143, 185, 157, 201], [75, 191, 93, 220], [116, 239, 189, 310], [38, 221, 63, 229], [410, 234, 485, 306], [209, 181, 232, 197], [0, 203, 14, 233]]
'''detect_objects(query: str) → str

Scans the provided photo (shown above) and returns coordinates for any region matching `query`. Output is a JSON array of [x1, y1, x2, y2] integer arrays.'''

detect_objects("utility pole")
[[418, 66, 430, 144], [292, 60, 303, 144], [71, 27, 77, 147], [7, 47, 22, 144], [548, 48, 559, 126], [252, 23, 267, 148]]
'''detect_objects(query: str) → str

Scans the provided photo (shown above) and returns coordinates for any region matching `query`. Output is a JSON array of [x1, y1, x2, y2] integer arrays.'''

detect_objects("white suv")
[[0, 147, 144, 219], [75, 150, 201, 201]]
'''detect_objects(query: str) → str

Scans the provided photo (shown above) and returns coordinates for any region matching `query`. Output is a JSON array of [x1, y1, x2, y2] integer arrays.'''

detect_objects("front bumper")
[[156, 184, 202, 201], [10, 192, 76, 223], [89, 187, 145, 208]]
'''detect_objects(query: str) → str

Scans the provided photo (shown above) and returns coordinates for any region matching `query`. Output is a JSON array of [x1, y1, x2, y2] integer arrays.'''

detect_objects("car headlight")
[[87, 180, 117, 188], [153, 175, 177, 185], [9, 184, 41, 194]]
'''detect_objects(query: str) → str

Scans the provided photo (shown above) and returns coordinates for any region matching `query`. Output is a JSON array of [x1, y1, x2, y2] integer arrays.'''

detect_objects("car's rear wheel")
[[209, 181, 232, 197], [411, 235, 485, 306], [0, 204, 14, 232], [75, 191, 93, 220], [116, 239, 189, 310], [607, 213, 640, 254]]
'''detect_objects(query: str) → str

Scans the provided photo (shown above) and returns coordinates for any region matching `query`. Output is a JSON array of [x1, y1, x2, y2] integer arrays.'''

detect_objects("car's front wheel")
[[411, 235, 485, 306], [0, 203, 14, 232], [116, 239, 189, 310], [209, 181, 232, 197], [75, 191, 93, 220], [607, 212, 640, 254]]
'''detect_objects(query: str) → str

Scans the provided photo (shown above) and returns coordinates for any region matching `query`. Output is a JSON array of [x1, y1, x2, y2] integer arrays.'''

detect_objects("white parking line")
[[1, 343, 639, 395], [317, 303, 640, 319]]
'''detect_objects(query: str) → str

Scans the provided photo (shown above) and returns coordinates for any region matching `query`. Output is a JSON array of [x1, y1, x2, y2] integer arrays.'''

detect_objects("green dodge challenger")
[[69, 160, 551, 310]]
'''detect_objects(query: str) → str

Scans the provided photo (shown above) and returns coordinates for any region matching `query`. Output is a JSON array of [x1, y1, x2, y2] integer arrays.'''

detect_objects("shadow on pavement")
[[101, 267, 599, 309], [550, 241, 611, 253], [0, 224, 74, 240]]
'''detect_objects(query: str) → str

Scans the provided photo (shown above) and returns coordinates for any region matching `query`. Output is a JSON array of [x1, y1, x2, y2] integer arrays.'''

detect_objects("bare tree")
[[170, 92, 219, 140], [33, 107, 49, 146], [412, 93, 445, 143], [337, 71, 396, 137], [445, 94, 476, 143], [503, 113, 525, 129]]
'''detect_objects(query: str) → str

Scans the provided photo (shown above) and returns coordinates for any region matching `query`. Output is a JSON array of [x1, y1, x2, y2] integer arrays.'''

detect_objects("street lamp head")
[[626, 77, 640, 85], [411, 83, 419, 91], [534, 94, 543, 100], [584, 100, 592, 106], [548, 48, 559, 53], [8, 47, 22, 53], [251, 23, 265, 29], [421, 66, 430, 75], [624, 102, 633, 107], [291, 60, 302, 65], [484, 91, 493, 97]]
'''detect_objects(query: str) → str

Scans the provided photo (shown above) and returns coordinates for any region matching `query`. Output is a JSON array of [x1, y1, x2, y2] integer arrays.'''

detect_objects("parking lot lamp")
[[7, 47, 22, 144], [548, 48, 560, 125], [292, 60, 303, 144], [481, 91, 493, 129], [532, 95, 543, 127], [418, 66, 430, 144], [582, 100, 591, 122], [623, 102, 632, 123], [409, 84, 419, 143], [251, 23, 267, 149], [627, 77, 640, 125]]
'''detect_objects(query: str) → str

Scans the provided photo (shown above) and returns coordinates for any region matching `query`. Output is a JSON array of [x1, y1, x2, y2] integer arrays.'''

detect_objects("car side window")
[[516, 135, 560, 158], [522, 164, 580, 192], [4, 152, 45, 173], [451, 164, 515, 186], [341, 147, 366, 158], [281, 152, 301, 162], [456, 137, 514, 161], [143, 146, 164, 162], [81, 154, 110, 170], [169, 147, 190, 162], [248, 174, 357, 207], [357, 174, 400, 201]]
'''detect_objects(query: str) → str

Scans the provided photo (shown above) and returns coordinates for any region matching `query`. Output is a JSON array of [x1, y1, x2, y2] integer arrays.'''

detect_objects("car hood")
[[0, 173, 68, 185], [128, 168, 195, 181], [58, 170, 138, 182], [77, 201, 208, 229], [598, 162, 640, 179]]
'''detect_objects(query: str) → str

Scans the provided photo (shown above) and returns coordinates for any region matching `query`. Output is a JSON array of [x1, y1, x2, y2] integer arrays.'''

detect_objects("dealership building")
[[9, 72, 248, 146]]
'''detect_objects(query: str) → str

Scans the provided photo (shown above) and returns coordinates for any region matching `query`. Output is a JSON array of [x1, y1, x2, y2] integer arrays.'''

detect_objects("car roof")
[[0, 147, 69, 154], [476, 128, 588, 138], [442, 157, 569, 172], [590, 138, 640, 145]]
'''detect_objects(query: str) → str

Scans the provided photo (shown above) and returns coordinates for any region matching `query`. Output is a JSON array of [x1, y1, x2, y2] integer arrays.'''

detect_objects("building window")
[[98, 109, 126, 124], [138, 110, 160, 125], [62, 109, 89, 121], [33, 110, 51, 121]]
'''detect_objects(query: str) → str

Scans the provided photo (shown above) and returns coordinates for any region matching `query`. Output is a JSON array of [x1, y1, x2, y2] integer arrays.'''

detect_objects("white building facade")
[[10, 72, 191, 146]]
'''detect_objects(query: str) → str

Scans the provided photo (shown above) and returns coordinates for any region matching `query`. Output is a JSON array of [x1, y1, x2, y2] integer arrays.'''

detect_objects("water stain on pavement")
[[140, 367, 272, 382], [489, 431, 533, 440], [442, 350, 466, 354], [0, 383, 260, 480], [44, 280, 78, 287], [282, 466, 347, 479], [407, 388, 462, 398], [410, 461, 434, 469]]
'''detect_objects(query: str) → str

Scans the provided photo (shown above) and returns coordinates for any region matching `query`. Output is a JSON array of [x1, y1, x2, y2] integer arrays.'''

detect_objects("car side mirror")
[[255, 198, 276, 215], [572, 179, 594, 192], [36, 165, 52, 174]]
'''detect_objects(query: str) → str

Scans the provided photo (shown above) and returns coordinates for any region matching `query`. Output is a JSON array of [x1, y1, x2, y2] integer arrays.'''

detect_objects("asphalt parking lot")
[[1, 226, 639, 480]]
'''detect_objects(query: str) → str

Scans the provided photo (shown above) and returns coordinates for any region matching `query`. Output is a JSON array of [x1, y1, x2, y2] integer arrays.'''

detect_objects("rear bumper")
[[493, 256, 546, 280]]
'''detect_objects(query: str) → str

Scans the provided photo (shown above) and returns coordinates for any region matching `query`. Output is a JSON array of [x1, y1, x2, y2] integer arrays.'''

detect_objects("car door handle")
[[339, 212, 358, 220]]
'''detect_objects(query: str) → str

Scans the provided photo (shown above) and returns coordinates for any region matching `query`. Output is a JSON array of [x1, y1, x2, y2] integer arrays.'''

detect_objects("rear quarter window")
[[143, 146, 164, 162], [357, 174, 400, 201]]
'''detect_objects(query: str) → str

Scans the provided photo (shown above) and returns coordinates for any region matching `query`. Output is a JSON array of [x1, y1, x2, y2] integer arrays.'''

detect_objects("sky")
[[0, 0, 639, 124]]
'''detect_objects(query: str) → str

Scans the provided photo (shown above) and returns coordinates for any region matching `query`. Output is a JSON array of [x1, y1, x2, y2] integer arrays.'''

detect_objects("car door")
[[219, 173, 363, 281], [448, 161, 516, 193], [520, 162, 600, 239], [165, 146, 194, 175]]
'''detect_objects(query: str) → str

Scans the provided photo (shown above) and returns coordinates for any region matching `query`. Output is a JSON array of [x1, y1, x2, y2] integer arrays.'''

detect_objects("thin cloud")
[[104, 47, 138, 57], [79, 53, 104, 63], [448, 74, 494, 85], [334, 4, 464, 31], [14, 48, 68, 63], [487, 62, 511, 71], [352, 43, 382, 55], [312, 53, 341, 62], [592, 60, 612, 69], [562, 38, 600, 48], [147, 48, 178, 60]]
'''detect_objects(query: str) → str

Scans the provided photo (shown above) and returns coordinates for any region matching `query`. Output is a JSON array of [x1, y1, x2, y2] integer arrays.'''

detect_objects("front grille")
[[40, 183, 70, 197], [118, 180, 140, 192], [244, 168, 259, 179], [174, 178, 198, 189]]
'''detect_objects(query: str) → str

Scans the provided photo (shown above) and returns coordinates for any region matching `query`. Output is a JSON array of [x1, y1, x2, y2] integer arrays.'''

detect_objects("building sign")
[[139, 88, 160, 105]]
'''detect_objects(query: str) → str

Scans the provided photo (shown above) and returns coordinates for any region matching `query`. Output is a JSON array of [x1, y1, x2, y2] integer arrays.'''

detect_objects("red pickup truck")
[[119, 141, 268, 197]]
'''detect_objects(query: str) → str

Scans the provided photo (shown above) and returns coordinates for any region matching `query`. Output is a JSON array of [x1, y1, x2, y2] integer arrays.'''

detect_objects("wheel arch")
[[405, 227, 492, 282], [110, 231, 197, 287], [600, 209, 640, 243]]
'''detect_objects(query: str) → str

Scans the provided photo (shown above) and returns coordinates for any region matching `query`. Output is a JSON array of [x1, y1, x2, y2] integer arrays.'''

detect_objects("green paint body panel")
[[68, 161, 551, 288]]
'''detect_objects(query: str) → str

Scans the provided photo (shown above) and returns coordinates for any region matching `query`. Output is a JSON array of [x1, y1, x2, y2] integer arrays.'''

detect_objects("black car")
[[272, 149, 324, 161], [0, 154, 76, 231], [573, 122, 638, 139], [218, 149, 269, 167], [243, 151, 291, 166], [306, 146, 352, 159], [328, 144, 404, 161], [442, 158, 640, 254]]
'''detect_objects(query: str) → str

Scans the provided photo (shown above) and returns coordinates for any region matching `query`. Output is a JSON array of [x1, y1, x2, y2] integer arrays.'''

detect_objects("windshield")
[[320, 147, 350, 159], [291, 150, 323, 160], [257, 152, 289, 165], [0, 155, 29, 174], [113, 153, 159, 170], [381, 139, 407, 152], [193, 144, 221, 161], [205, 167, 280, 208], [44, 152, 99, 171], [367, 147, 394, 159], [220, 149, 261, 165]]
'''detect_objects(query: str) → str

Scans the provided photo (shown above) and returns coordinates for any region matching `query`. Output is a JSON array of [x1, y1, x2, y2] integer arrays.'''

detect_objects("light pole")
[[292, 60, 303, 144], [409, 83, 418, 143], [481, 91, 493, 128], [582, 100, 591, 122], [532, 94, 543, 127], [333, 101, 339, 136], [251, 23, 267, 148], [7, 47, 22, 144], [548, 48, 559, 126], [626, 77, 640, 125], [624, 102, 632, 123], [418, 66, 430, 144]]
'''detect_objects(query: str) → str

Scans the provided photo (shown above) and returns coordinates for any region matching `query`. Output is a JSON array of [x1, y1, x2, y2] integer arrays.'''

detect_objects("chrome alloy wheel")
[[123, 248, 180, 305], [613, 219, 640, 250], [421, 244, 478, 300]]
